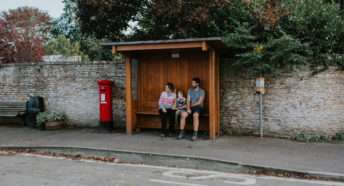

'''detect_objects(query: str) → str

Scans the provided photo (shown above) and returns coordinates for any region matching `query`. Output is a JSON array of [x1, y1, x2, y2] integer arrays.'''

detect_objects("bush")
[[280, 0, 344, 68], [294, 132, 344, 142], [36, 112, 65, 128], [333, 132, 344, 141], [294, 133, 309, 142], [44, 35, 89, 61], [308, 135, 329, 142], [224, 0, 344, 75]]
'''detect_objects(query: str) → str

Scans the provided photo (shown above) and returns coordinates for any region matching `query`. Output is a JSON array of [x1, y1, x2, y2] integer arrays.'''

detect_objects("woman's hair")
[[166, 82, 174, 90]]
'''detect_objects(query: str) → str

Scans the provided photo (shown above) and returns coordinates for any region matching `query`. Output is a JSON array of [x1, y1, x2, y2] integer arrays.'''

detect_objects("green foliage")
[[132, 0, 252, 40], [50, 0, 81, 43], [294, 133, 330, 142], [36, 112, 65, 127], [48, 0, 115, 61], [309, 135, 330, 142], [294, 133, 309, 142], [280, 0, 344, 68], [79, 37, 115, 61], [223, 23, 257, 50], [333, 132, 344, 141], [222, 0, 344, 75], [294, 132, 344, 142], [44, 35, 89, 61], [53, 0, 343, 74], [76, 0, 145, 41], [224, 24, 312, 75]]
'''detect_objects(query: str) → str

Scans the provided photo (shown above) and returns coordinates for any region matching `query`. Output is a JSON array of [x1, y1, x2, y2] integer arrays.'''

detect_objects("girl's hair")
[[178, 90, 184, 95], [166, 82, 174, 90]]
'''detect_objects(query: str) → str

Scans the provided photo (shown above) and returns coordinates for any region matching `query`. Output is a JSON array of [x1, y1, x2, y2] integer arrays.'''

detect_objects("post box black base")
[[99, 120, 113, 130]]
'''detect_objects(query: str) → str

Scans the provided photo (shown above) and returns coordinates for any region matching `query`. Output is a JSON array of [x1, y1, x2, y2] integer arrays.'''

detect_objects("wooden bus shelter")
[[101, 37, 229, 140]]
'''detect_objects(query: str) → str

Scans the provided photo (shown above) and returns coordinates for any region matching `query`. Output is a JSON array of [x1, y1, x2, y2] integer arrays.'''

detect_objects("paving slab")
[[0, 127, 343, 177]]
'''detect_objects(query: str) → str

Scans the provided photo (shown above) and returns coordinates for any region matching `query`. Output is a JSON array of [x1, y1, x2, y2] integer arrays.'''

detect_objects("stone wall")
[[0, 61, 126, 127], [220, 63, 344, 137], [0, 61, 343, 137]]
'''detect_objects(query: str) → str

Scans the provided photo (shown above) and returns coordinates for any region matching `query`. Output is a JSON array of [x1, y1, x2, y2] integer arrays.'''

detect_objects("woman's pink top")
[[158, 91, 176, 109]]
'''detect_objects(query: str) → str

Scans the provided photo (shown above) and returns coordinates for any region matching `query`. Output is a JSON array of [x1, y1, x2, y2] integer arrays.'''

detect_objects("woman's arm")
[[158, 92, 165, 109]]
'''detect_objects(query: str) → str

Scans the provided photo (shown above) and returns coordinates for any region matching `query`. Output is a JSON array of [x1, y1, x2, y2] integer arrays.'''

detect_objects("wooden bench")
[[136, 111, 209, 117], [0, 102, 27, 125], [136, 110, 209, 131]]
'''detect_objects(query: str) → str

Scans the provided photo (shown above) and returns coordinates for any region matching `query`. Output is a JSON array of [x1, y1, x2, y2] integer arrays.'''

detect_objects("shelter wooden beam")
[[216, 51, 220, 135], [112, 46, 117, 54], [116, 42, 203, 52], [202, 41, 209, 51], [126, 56, 133, 135], [209, 49, 216, 140]]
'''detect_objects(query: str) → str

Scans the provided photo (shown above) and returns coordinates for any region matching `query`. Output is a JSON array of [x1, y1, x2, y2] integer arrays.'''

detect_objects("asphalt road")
[[0, 151, 343, 186]]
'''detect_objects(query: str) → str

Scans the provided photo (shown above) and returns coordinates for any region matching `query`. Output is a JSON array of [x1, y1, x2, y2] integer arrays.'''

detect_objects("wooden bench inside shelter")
[[135, 109, 210, 131]]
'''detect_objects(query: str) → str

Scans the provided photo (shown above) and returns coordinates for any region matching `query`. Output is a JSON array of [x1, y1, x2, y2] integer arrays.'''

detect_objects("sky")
[[0, 0, 64, 18]]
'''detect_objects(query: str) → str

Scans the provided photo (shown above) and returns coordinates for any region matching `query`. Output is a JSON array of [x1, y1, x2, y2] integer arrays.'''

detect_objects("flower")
[[254, 45, 264, 52]]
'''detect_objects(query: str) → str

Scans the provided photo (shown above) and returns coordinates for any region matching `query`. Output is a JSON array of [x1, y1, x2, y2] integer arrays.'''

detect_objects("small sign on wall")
[[172, 53, 180, 59], [256, 77, 265, 94]]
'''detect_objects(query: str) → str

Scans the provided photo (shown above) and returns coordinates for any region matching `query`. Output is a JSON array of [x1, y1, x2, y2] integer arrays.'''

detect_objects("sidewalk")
[[0, 126, 343, 178]]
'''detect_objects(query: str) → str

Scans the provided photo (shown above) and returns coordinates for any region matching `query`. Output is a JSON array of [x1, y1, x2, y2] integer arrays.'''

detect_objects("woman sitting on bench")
[[158, 82, 176, 137]]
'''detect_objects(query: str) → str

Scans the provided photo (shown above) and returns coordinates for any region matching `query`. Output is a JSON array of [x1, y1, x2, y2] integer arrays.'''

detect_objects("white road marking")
[[14, 152, 344, 186], [223, 179, 257, 185], [20, 153, 67, 160], [308, 171, 344, 178], [163, 170, 256, 185], [149, 179, 207, 186], [258, 175, 344, 186]]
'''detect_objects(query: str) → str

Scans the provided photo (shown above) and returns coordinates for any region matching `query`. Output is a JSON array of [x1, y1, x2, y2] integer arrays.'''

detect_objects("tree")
[[131, 0, 255, 40], [323, 0, 344, 11], [76, 0, 145, 41], [73, 0, 343, 75], [132, 0, 227, 39], [79, 37, 116, 61], [44, 34, 89, 61], [49, 0, 115, 61], [50, 0, 81, 43], [0, 7, 51, 63], [0, 20, 18, 63], [224, 0, 344, 75], [75, 0, 254, 40], [280, 0, 344, 69], [224, 24, 311, 75]]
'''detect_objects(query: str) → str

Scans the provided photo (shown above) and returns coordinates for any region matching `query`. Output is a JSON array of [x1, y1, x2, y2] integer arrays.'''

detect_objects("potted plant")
[[37, 112, 65, 130]]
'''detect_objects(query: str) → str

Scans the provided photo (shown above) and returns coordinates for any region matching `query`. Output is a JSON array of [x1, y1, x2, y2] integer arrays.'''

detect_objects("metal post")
[[259, 93, 263, 138]]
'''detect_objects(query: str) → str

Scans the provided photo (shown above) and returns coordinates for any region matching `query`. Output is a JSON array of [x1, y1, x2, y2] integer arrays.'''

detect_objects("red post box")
[[97, 80, 114, 130]]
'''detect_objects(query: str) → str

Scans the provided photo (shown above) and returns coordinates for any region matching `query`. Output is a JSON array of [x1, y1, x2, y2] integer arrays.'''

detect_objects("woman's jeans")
[[159, 108, 175, 134]]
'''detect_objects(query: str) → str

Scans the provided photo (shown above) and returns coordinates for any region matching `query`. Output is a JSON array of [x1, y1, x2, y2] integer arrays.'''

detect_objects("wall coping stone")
[[0, 61, 124, 67]]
